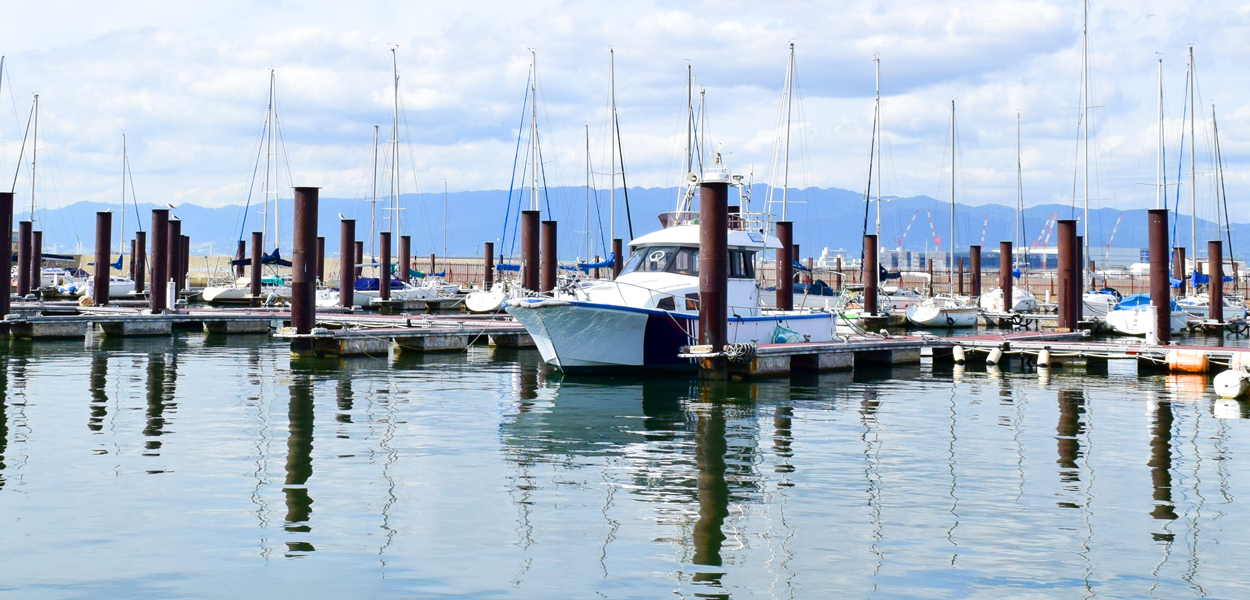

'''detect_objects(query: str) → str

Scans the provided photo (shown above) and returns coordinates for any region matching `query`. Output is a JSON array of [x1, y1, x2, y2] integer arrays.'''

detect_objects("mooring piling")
[[180, 235, 190, 291], [970, 245, 982, 297], [354, 241, 363, 278], [0, 192, 12, 317], [1057, 219, 1075, 330], [30, 230, 42, 291], [235, 240, 246, 278], [166, 218, 182, 296], [399, 235, 411, 283], [149, 209, 169, 312], [134, 231, 146, 294], [128, 240, 136, 281], [1173, 247, 1187, 296], [249, 231, 262, 308], [339, 219, 355, 308], [612, 238, 623, 279], [863, 234, 878, 316], [1149, 209, 1170, 343], [698, 178, 728, 375], [94, 211, 112, 306], [957, 257, 965, 296], [541, 220, 557, 294], [1210, 240, 1224, 323], [1000, 241, 1012, 312], [16, 221, 31, 297], [1075, 236, 1083, 322], [483, 241, 494, 289], [315, 236, 325, 284], [776, 221, 793, 310], [290, 187, 318, 355], [380, 231, 392, 301], [521, 210, 540, 291]]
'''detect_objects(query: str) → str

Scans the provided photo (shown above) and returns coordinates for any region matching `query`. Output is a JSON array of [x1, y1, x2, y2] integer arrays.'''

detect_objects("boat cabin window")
[[621, 246, 700, 276], [729, 250, 756, 279]]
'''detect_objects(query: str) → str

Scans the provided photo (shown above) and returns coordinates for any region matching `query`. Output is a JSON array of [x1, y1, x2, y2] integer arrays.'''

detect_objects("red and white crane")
[[895, 210, 919, 250]]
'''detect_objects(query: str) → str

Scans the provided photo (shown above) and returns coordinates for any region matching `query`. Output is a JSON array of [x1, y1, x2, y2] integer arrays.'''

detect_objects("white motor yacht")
[[906, 294, 980, 328]]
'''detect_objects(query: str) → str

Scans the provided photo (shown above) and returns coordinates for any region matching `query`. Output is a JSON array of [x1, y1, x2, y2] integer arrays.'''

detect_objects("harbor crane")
[[895, 210, 919, 250]]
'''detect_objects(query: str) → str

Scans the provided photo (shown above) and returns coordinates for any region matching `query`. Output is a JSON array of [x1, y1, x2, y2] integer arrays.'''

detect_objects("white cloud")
[[0, 0, 1247, 236]]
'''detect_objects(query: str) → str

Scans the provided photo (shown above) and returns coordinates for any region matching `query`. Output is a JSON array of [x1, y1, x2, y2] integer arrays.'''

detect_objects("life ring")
[[946, 315, 955, 326]]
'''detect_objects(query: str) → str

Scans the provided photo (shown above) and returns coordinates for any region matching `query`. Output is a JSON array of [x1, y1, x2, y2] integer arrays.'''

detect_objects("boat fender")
[[1165, 349, 1209, 374], [1230, 352, 1250, 371], [1214, 369, 1250, 399], [952, 345, 966, 365], [987, 347, 1003, 366], [946, 315, 955, 326], [1037, 349, 1051, 369]]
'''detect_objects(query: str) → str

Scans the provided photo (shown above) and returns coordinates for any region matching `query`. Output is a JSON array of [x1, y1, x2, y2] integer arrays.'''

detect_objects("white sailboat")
[[908, 100, 978, 328], [980, 113, 1038, 313], [203, 71, 293, 305]]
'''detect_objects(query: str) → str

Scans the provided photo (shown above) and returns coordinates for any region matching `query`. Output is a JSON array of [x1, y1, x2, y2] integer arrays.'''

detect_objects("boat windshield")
[[621, 246, 700, 276]]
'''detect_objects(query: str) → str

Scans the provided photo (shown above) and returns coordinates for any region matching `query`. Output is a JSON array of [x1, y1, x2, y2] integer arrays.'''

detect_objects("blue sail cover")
[[110, 255, 123, 270], [354, 277, 402, 291], [1012, 268, 1021, 278], [230, 248, 292, 267], [1191, 270, 1210, 286], [1113, 293, 1179, 312], [497, 263, 520, 272], [794, 259, 812, 273]]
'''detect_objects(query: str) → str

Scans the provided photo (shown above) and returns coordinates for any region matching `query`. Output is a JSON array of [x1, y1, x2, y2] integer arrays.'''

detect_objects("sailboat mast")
[[1081, 0, 1089, 285], [781, 42, 794, 222], [532, 50, 542, 213], [950, 99, 956, 292], [261, 72, 272, 251], [392, 48, 401, 236], [585, 124, 591, 258], [371, 124, 379, 259], [609, 49, 616, 240], [1189, 45, 1196, 272], [1016, 113, 1022, 269], [443, 181, 448, 266], [30, 94, 38, 221], [1213, 104, 1235, 275], [874, 54, 881, 235], [1157, 59, 1164, 210], [120, 133, 127, 255], [271, 72, 279, 252]]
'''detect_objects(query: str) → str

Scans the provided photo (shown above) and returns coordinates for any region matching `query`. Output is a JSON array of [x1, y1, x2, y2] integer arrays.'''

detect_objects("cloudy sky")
[[0, 0, 1245, 227]]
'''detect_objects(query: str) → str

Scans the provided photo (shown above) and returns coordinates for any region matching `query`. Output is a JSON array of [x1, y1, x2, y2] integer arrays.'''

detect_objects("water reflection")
[[143, 352, 176, 458], [0, 357, 7, 490], [1150, 397, 1179, 526], [1056, 388, 1085, 499], [284, 368, 316, 555], [691, 400, 729, 588], [89, 353, 107, 433]]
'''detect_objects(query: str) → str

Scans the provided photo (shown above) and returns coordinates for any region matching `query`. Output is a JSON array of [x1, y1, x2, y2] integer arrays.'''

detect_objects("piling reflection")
[[0, 358, 8, 490], [143, 352, 176, 458], [1150, 398, 1179, 527], [335, 376, 353, 427], [89, 353, 107, 433], [1056, 388, 1086, 504], [284, 369, 316, 555], [691, 400, 728, 585]]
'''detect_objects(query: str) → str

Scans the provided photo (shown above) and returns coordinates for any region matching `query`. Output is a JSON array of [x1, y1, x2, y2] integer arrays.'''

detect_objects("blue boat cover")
[[354, 277, 402, 291], [1113, 293, 1179, 312]]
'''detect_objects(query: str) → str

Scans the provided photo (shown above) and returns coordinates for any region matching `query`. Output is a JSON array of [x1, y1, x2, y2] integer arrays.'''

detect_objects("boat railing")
[[657, 210, 771, 232]]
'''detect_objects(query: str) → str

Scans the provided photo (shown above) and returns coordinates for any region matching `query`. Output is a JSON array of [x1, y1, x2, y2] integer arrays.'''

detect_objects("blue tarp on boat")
[[1113, 293, 1179, 312]]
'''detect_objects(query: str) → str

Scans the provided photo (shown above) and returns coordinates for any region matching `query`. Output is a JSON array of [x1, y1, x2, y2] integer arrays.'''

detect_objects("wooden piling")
[[354, 241, 364, 278], [380, 231, 392, 301], [16, 221, 31, 297], [290, 187, 318, 355], [0, 192, 11, 317], [613, 238, 623, 278], [166, 218, 181, 296], [235, 240, 246, 278], [30, 230, 41, 291], [1149, 209, 1170, 343], [863, 234, 878, 316], [1000, 241, 1013, 312], [315, 236, 325, 284], [1173, 247, 1187, 296], [541, 220, 557, 294], [698, 179, 728, 375], [1210, 240, 1224, 323], [339, 219, 355, 308], [1057, 220, 1075, 330], [776, 221, 793, 310], [970, 244, 982, 297], [399, 235, 411, 283], [93, 211, 112, 306], [150, 210, 169, 312], [521, 210, 540, 291], [483, 241, 495, 288], [250, 231, 262, 308]]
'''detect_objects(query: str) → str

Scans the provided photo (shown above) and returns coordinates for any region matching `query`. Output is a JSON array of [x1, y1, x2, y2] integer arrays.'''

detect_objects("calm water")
[[2, 333, 1250, 598]]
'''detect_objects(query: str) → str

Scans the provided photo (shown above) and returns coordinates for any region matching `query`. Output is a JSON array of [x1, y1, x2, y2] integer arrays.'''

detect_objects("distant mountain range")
[[17, 185, 1243, 260]]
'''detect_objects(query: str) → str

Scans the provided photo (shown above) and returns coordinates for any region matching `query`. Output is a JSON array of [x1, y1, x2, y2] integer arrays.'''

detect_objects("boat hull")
[[905, 304, 979, 328], [504, 299, 838, 372], [1106, 308, 1189, 336]]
